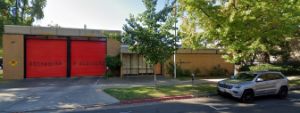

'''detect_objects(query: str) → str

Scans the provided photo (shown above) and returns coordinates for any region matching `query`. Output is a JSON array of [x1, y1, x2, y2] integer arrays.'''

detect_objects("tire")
[[217, 89, 224, 97], [277, 86, 288, 99], [240, 90, 254, 103]]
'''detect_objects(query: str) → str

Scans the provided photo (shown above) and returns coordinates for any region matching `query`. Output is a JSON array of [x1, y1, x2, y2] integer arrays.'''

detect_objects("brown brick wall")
[[163, 53, 234, 76], [3, 34, 24, 79], [107, 38, 120, 57]]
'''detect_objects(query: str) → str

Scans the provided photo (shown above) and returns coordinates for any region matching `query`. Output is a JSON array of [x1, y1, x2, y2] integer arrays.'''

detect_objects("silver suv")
[[217, 71, 289, 102]]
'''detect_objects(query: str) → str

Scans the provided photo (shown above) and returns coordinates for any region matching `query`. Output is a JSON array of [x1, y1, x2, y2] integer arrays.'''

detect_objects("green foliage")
[[249, 64, 285, 72], [0, 49, 3, 56], [0, 0, 47, 25], [193, 68, 201, 76], [289, 79, 300, 87], [0, 0, 47, 48], [249, 64, 300, 75], [208, 65, 229, 76], [106, 55, 122, 70], [104, 84, 217, 100], [181, 69, 191, 77], [105, 71, 113, 78], [0, 18, 3, 41], [179, 0, 300, 65], [166, 62, 192, 77], [105, 55, 122, 77], [122, 0, 178, 65]]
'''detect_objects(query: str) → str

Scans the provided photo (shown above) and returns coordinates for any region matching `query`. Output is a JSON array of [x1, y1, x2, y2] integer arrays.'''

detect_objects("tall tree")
[[122, 0, 178, 82], [123, 0, 178, 66], [0, 0, 46, 46], [0, 0, 46, 25], [179, 0, 300, 73], [0, 0, 8, 35]]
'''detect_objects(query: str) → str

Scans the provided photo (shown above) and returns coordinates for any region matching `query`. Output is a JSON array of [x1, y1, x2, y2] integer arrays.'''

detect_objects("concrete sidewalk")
[[0, 75, 217, 112], [0, 75, 299, 112], [96, 76, 216, 89]]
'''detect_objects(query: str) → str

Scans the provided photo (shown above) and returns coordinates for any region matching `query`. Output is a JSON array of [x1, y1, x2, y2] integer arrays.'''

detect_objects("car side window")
[[259, 74, 271, 81], [269, 73, 284, 80]]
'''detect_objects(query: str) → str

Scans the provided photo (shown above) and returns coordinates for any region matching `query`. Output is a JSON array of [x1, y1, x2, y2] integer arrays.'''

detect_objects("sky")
[[33, 0, 168, 31]]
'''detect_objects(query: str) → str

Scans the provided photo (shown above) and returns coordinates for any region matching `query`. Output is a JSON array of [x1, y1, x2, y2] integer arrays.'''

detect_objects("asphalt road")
[[64, 90, 300, 113]]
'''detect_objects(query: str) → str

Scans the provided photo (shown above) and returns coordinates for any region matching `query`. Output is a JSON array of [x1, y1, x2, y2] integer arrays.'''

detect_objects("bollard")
[[191, 73, 195, 86]]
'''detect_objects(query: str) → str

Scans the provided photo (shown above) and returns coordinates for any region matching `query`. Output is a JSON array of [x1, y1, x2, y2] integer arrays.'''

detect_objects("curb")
[[118, 93, 218, 105], [119, 95, 195, 105], [116, 86, 300, 105], [290, 86, 300, 91]]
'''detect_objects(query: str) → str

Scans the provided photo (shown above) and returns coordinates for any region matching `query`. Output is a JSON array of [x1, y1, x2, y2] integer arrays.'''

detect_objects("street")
[[64, 90, 300, 113]]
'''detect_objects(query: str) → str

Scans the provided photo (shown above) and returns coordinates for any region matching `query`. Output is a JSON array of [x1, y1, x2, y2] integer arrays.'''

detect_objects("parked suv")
[[217, 71, 289, 102]]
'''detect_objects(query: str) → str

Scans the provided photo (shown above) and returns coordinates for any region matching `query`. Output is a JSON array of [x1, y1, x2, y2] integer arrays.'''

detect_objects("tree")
[[123, 0, 178, 68], [2, 0, 47, 25], [179, 0, 300, 73], [122, 0, 178, 83], [0, 0, 8, 36], [0, 0, 46, 46]]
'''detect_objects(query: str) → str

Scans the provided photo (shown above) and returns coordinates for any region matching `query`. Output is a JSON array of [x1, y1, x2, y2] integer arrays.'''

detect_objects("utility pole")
[[173, 0, 177, 79]]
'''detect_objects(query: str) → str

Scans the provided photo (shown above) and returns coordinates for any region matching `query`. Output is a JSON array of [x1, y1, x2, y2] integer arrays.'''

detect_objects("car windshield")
[[233, 73, 257, 81]]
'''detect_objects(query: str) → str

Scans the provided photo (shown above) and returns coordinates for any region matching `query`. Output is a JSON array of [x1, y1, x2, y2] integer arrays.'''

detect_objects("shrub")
[[208, 65, 228, 76], [240, 65, 251, 71], [106, 55, 122, 77], [249, 64, 300, 75], [106, 55, 122, 70], [249, 64, 285, 72], [166, 62, 192, 77], [285, 66, 300, 75], [193, 68, 201, 77], [182, 69, 192, 77], [273, 60, 300, 68], [105, 71, 113, 78]]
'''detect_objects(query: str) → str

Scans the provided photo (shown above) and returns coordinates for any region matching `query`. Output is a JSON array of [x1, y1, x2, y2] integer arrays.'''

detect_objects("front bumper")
[[218, 87, 243, 98]]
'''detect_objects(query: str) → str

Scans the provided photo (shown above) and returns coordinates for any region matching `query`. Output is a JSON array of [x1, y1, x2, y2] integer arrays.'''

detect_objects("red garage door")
[[71, 40, 106, 77], [26, 37, 67, 78]]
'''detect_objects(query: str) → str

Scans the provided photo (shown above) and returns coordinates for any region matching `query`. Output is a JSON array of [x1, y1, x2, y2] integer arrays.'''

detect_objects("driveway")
[[0, 77, 119, 113], [0, 75, 210, 112]]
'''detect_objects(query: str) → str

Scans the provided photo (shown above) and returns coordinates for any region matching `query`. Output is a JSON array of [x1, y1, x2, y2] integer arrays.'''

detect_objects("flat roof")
[[4, 25, 121, 37], [121, 45, 223, 54]]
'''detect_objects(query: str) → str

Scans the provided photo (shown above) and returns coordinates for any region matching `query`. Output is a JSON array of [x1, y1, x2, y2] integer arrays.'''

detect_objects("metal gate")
[[25, 36, 106, 78], [71, 40, 106, 77], [26, 36, 67, 78]]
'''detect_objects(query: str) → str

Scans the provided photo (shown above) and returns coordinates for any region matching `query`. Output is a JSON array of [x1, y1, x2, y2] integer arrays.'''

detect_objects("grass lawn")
[[289, 79, 300, 87], [0, 70, 2, 80], [176, 76, 229, 81], [0, 49, 2, 57], [104, 83, 217, 101]]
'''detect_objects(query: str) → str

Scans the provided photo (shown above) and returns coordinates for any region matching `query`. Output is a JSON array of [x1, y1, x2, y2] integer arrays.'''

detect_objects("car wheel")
[[277, 86, 288, 99], [240, 90, 254, 103], [217, 89, 223, 96]]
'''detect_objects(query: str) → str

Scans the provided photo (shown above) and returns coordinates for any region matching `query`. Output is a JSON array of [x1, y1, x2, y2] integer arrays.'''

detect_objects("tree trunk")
[[234, 64, 241, 75], [250, 52, 257, 65], [262, 52, 270, 63]]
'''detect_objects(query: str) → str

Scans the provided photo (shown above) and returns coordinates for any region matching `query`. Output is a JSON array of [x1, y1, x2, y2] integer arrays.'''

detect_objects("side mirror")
[[256, 78, 264, 82]]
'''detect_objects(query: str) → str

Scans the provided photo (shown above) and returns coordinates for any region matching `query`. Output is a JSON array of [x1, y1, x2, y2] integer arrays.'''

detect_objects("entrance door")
[[71, 40, 106, 77], [26, 37, 67, 78]]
